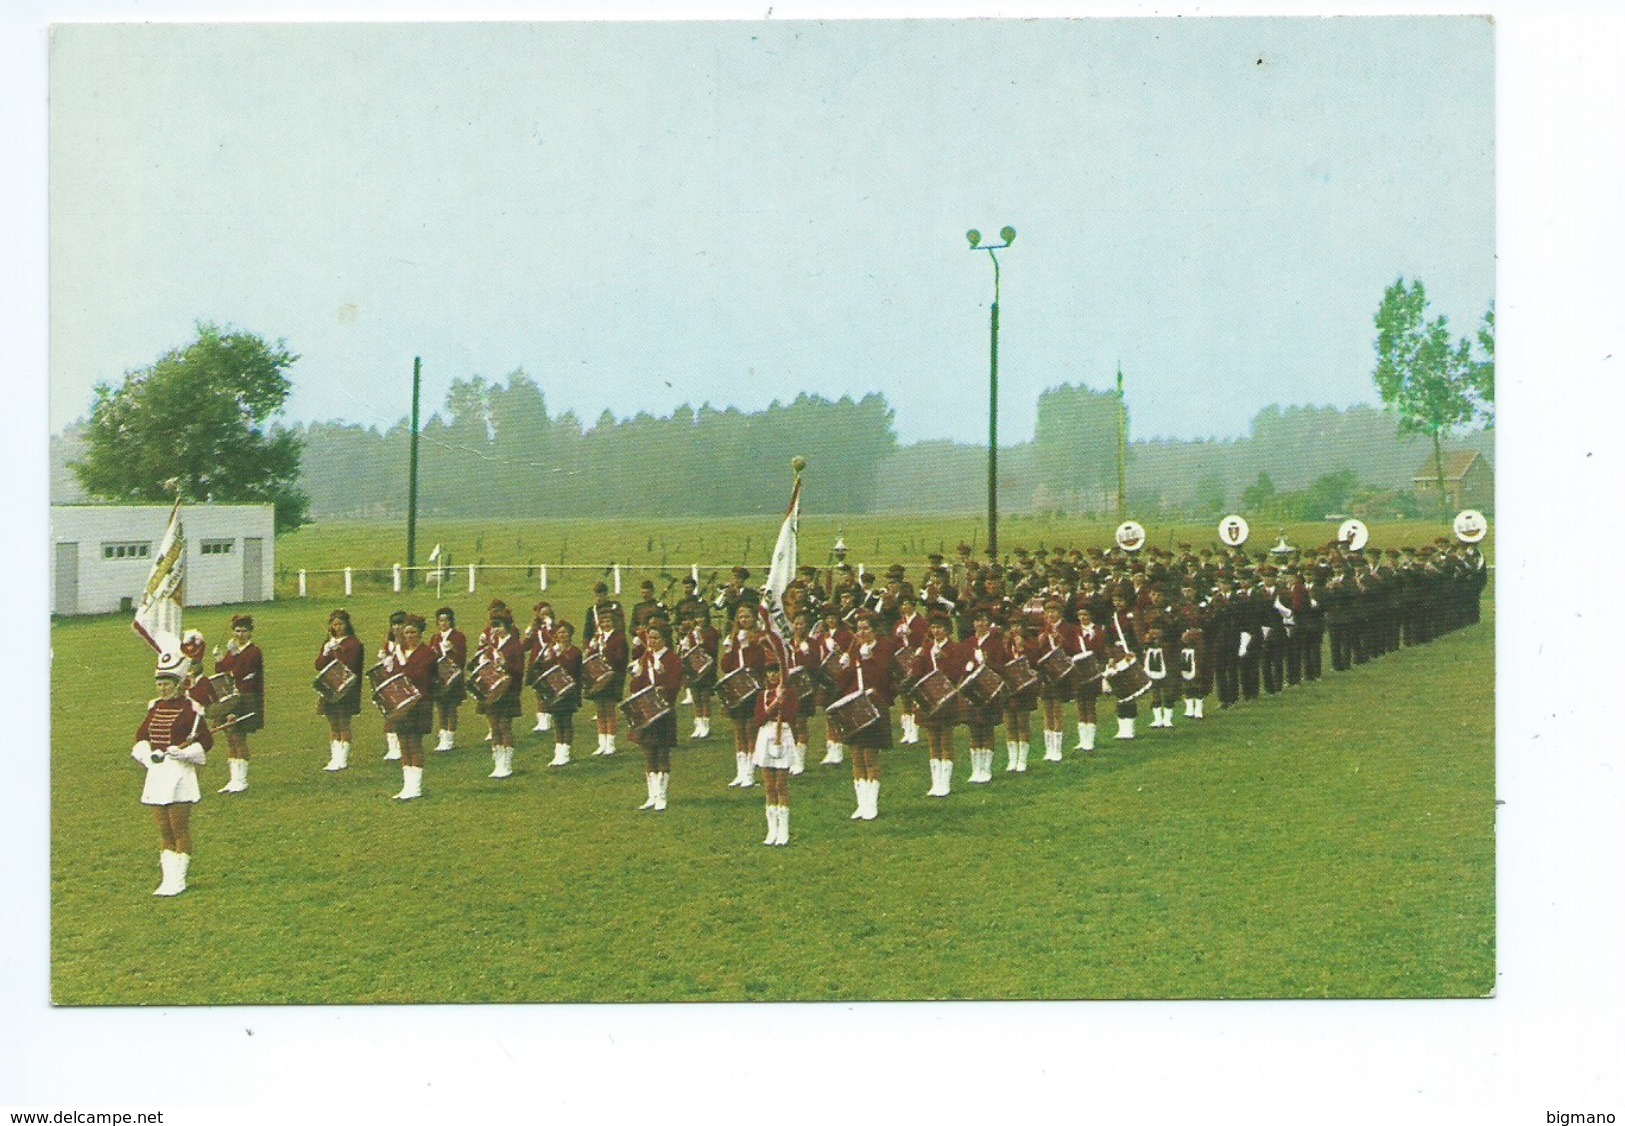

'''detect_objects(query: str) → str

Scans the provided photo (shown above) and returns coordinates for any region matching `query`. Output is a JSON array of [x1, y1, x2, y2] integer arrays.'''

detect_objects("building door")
[[54, 542, 78, 616], [243, 538, 263, 601]]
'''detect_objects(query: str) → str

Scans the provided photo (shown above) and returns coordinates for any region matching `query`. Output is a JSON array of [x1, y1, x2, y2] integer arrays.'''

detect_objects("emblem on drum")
[[1453, 509, 1488, 544], [1337, 518, 1370, 551], [1217, 514, 1250, 548], [1115, 521, 1146, 553]]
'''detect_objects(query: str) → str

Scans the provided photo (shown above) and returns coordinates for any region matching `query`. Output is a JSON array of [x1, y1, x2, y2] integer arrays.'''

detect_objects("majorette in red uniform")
[[477, 608, 525, 780], [213, 614, 264, 794], [891, 595, 930, 746], [832, 612, 897, 821], [316, 609, 365, 772], [959, 608, 1007, 785], [718, 604, 766, 789], [133, 656, 213, 896], [385, 614, 437, 800], [627, 618, 682, 812], [431, 606, 469, 751], [542, 621, 585, 766], [751, 655, 799, 846], [911, 614, 963, 797]]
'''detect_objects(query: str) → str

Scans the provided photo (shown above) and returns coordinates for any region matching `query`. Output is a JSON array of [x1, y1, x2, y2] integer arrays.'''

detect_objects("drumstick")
[[209, 711, 257, 734]]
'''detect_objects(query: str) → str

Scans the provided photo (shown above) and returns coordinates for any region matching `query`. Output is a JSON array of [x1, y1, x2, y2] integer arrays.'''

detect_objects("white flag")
[[429, 543, 442, 562], [133, 497, 185, 661], [759, 476, 801, 667]]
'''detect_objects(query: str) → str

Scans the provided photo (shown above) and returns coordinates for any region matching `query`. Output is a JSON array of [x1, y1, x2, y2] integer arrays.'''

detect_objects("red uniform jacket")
[[491, 634, 525, 702], [433, 629, 468, 670], [398, 642, 438, 696], [137, 696, 213, 751], [316, 635, 365, 677], [719, 629, 766, 678], [629, 644, 683, 702], [837, 636, 899, 706], [588, 627, 629, 674], [754, 680, 799, 728], [215, 642, 264, 696]]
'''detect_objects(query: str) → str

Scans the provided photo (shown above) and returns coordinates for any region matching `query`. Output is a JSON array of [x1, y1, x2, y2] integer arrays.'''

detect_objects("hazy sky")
[[49, 17, 1494, 444]]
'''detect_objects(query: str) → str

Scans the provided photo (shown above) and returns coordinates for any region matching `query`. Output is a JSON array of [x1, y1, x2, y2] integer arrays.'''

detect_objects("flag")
[[759, 475, 801, 668], [133, 497, 185, 662], [428, 543, 442, 562]]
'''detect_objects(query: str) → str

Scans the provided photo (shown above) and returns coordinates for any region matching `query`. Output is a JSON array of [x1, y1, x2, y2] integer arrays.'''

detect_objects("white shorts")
[[751, 722, 795, 771], [140, 758, 202, 805]]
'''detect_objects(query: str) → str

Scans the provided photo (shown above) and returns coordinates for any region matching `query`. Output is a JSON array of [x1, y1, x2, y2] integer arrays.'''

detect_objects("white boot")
[[602, 733, 616, 756], [1017, 742, 1029, 772], [739, 755, 754, 789], [775, 805, 789, 846], [1194, 698, 1205, 719], [863, 779, 879, 820], [791, 743, 806, 776], [171, 852, 190, 895], [1005, 741, 1019, 772], [538, 712, 552, 732], [153, 850, 178, 896], [763, 805, 777, 845], [698, 717, 710, 739], [639, 773, 658, 810], [682, 688, 694, 705], [218, 758, 248, 793], [490, 746, 513, 779], [323, 740, 344, 772], [1042, 730, 1060, 762], [384, 732, 402, 761], [437, 728, 455, 751], [655, 772, 669, 811], [729, 752, 746, 787], [1163, 707, 1175, 728], [926, 758, 940, 797], [1081, 723, 1097, 752], [550, 742, 571, 767], [691, 718, 704, 739], [326, 740, 350, 772], [823, 741, 844, 765], [976, 749, 993, 784], [594, 732, 607, 756], [851, 779, 865, 819], [394, 764, 422, 800], [1116, 716, 1135, 740], [940, 758, 954, 796]]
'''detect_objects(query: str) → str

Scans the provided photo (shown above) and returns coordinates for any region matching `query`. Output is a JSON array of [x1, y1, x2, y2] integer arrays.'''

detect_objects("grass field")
[[51, 517, 1494, 1004]]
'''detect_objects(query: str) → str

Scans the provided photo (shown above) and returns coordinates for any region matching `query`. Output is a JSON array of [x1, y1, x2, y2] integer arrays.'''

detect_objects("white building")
[[51, 504, 276, 616]]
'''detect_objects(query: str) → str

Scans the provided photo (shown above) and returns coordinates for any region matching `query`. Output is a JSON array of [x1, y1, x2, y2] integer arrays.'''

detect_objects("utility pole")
[[967, 226, 1016, 561], [1115, 364, 1128, 523], [406, 356, 422, 589]]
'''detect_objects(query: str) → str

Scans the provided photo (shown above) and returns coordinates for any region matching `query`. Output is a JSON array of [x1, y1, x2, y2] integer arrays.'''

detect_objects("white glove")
[[132, 740, 155, 766], [1260, 626, 1273, 641], [1238, 632, 1252, 658], [167, 742, 207, 767]]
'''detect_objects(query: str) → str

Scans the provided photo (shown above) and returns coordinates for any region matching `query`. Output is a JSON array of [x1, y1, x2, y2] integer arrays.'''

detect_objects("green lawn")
[[51, 519, 1494, 1004]]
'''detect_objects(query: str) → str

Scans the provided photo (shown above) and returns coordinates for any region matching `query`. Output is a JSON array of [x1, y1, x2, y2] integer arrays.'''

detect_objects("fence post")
[[468, 564, 477, 594], [857, 563, 865, 580], [392, 564, 402, 593], [298, 570, 307, 597], [613, 564, 622, 595], [691, 563, 700, 584], [540, 565, 548, 592], [343, 567, 353, 596]]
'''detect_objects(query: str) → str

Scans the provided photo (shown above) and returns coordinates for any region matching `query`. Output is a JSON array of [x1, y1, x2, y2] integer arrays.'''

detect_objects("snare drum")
[[958, 662, 1006, 709], [681, 645, 715, 686], [372, 673, 424, 720], [470, 659, 512, 703], [1001, 655, 1039, 699], [619, 685, 672, 732], [825, 688, 882, 741], [911, 669, 958, 720], [1073, 652, 1106, 685], [818, 648, 844, 686], [312, 659, 357, 703], [785, 665, 815, 700], [580, 653, 618, 696], [205, 673, 240, 722], [1106, 658, 1152, 702], [534, 664, 577, 708], [365, 662, 387, 691], [435, 654, 464, 696], [715, 666, 761, 714], [890, 645, 920, 688], [1036, 646, 1076, 690]]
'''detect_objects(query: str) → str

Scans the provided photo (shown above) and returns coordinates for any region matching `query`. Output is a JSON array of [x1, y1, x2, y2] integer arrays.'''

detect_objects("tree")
[[73, 322, 310, 532], [1470, 302, 1495, 427], [1241, 472, 1276, 511], [1372, 278, 1485, 516], [1033, 383, 1120, 513]]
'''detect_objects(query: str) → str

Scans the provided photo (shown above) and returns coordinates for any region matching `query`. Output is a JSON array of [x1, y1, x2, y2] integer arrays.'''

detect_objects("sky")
[[47, 16, 1495, 445]]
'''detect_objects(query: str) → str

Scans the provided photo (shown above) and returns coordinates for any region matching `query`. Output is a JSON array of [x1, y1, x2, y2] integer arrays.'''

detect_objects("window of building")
[[102, 542, 151, 560], [201, 539, 236, 556]]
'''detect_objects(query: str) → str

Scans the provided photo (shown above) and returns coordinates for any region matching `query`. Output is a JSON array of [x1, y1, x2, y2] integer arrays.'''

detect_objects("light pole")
[[967, 226, 1015, 560]]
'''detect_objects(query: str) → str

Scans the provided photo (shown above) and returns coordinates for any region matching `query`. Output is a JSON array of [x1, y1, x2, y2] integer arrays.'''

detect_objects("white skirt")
[[140, 758, 202, 805], [751, 721, 796, 770]]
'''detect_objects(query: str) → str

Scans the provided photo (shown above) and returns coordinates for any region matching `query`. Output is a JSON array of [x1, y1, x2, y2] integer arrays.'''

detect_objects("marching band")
[[127, 528, 1490, 892]]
